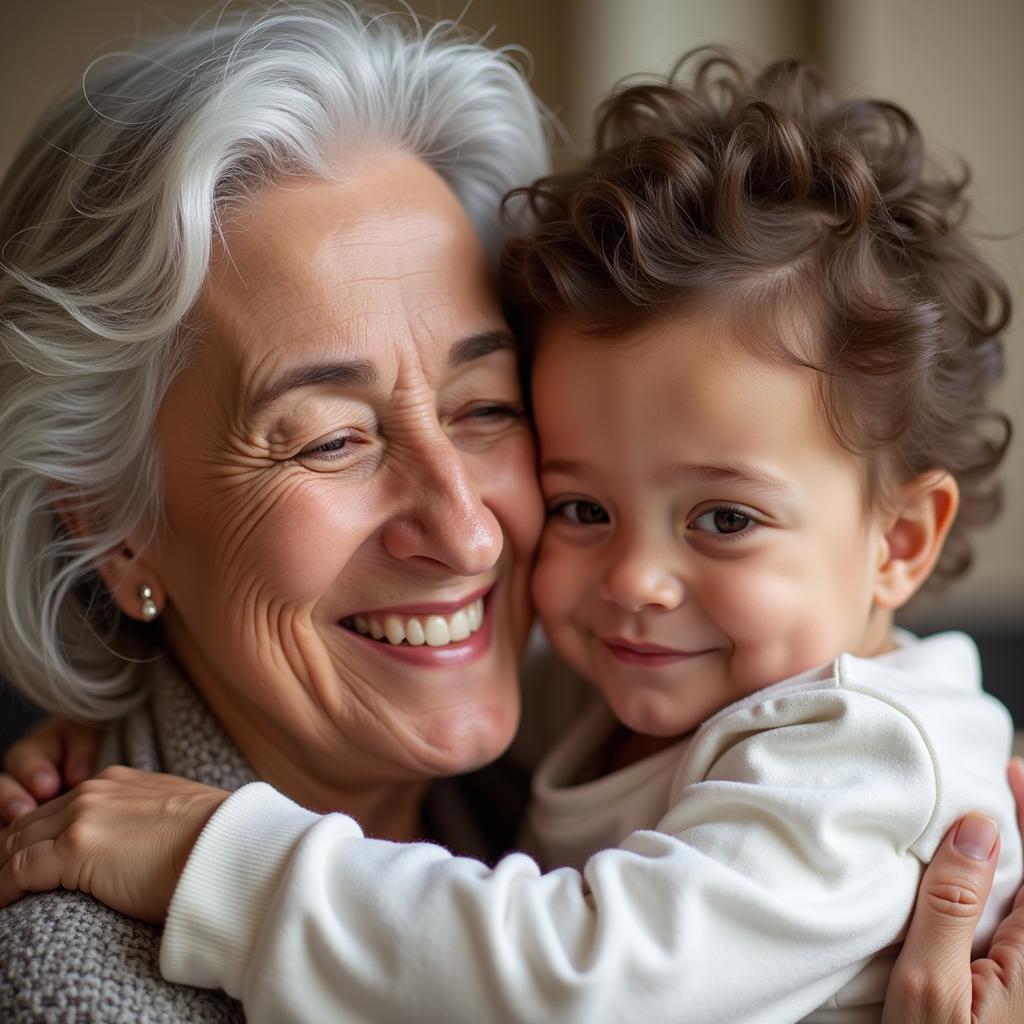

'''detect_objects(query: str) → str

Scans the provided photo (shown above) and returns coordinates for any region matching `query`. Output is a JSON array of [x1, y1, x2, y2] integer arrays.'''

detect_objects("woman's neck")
[[164, 640, 434, 843], [241, 737, 431, 841], [175, 668, 428, 841]]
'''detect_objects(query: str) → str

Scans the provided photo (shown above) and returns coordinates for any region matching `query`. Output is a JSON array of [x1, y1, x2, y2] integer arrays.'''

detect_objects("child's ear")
[[53, 489, 166, 623], [873, 471, 959, 611]]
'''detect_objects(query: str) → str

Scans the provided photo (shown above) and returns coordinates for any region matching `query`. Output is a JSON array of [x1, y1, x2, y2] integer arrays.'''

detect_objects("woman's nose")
[[599, 547, 685, 613], [380, 440, 503, 576]]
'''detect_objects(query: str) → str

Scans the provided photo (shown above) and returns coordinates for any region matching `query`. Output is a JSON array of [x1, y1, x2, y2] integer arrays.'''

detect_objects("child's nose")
[[599, 555, 685, 613]]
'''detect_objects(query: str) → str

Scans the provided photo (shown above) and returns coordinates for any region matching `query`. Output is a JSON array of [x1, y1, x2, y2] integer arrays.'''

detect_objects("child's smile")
[[531, 309, 899, 739]]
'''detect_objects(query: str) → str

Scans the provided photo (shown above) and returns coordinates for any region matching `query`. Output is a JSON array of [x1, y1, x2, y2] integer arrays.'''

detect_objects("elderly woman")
[[0, 5, 545, 1019], [0, 4, 1021, 1023]]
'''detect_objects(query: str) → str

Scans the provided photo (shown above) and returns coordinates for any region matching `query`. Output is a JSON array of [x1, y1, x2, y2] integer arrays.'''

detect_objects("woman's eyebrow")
[[249, 330, 513, 414], [252, 359, 378, 413], [447, 329, 516, 368]]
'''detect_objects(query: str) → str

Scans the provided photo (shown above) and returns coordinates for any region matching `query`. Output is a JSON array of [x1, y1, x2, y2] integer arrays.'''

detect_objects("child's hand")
[[0, 765, 228, 923], [882, 758, 1024, 1023], [0, 717, 102, 823]]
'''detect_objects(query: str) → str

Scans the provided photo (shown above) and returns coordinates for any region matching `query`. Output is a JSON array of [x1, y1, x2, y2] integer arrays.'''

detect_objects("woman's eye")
[[309, 437, 348, 455], [462, 403, 524, 423], [552, 500, 610, 525], [298, 432, 360, 463], [690, 507, 756, 536]]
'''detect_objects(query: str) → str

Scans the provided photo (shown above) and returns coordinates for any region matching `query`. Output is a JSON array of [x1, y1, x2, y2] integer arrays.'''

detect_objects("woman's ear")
[[94, 544, 165, 623], [873, 472, 960, 611], [52, 490, 166, 623]]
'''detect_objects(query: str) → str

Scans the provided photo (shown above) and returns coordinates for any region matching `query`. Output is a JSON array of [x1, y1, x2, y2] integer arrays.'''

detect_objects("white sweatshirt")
[[160, 632, 1021, 1024]]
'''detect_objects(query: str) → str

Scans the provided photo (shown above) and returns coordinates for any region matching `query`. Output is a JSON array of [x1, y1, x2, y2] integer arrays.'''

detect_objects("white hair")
[[0, 1, 549, 719]]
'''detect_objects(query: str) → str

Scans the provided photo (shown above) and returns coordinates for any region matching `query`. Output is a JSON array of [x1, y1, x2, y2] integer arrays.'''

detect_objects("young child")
[[1, 51, 1019, 1024]]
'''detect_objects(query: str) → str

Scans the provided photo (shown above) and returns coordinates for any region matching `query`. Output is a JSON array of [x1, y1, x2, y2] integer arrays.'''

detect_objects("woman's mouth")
[[342, 596, 485, 647], [338, 588, 494, 666]]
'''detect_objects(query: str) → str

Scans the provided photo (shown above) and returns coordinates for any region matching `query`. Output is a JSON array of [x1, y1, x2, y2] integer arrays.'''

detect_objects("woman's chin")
[[414, 694, 521, 776]]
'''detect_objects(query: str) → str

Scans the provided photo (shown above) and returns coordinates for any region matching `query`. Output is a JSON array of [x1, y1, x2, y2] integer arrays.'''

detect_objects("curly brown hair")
[[502, 48, 1011, 589]]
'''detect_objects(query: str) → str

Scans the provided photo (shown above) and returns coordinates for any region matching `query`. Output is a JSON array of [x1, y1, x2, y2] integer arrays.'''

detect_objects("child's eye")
[[551, 499, 610, 525], [690, 506, 757, 536]]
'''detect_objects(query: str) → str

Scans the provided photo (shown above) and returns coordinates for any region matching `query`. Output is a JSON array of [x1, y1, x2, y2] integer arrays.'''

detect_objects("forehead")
[[532, 314, 852, 479], [191, 154, 500, 390]]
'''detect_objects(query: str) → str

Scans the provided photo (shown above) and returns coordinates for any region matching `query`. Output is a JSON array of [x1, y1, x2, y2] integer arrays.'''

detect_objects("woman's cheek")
[[244, 490, 349, 591], [166, 474, 369, 635], [477, 432, 544, 562]]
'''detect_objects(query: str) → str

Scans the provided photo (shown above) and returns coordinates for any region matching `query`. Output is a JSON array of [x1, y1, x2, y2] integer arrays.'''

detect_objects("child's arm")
[[165, 688, 941, 1023], [8, 767, 1021, 1024], [2, 687, 997, 1023]]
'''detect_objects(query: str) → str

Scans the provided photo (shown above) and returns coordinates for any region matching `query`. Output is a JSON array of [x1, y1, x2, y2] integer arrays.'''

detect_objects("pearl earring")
[[139, 583, 159, 622]]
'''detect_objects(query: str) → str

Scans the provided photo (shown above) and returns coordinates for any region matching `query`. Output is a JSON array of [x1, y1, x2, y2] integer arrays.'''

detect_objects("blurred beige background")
[[1, 0, 1021, 635]]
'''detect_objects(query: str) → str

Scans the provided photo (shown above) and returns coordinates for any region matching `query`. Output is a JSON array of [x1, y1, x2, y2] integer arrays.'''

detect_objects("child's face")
[[531, 313, 895, 738]]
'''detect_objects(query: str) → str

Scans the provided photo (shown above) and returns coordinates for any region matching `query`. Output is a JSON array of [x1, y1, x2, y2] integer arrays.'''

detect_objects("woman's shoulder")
[[0, 890, 243, 1023]]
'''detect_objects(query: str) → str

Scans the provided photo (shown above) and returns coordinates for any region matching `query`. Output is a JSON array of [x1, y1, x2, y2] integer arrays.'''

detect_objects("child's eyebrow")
[[653, 462, 793, 495], [544, 458, 790, 493], [539, 458, 591, 477], [540, 457, 792, 496]]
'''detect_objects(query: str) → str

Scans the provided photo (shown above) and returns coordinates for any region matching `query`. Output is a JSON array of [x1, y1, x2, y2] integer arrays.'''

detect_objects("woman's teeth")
[[343, 598, 485, 647]]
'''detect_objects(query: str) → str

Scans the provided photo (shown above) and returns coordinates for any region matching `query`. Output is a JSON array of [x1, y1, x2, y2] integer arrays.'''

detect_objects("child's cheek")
[[703, 565, 846, 691], [531, 532, 592, 661], [531, 532, 571, 625]]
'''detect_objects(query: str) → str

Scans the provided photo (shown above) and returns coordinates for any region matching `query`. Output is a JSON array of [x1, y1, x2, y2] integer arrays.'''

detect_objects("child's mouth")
[[600, 636, 713, 667]]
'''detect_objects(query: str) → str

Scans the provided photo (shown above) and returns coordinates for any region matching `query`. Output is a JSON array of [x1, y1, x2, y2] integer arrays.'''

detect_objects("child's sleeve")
[[160, 686, 947, 1024]]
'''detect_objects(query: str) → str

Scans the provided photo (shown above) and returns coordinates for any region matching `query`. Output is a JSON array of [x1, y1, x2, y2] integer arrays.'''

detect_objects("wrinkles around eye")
[[294, 399, 527, 472], [296, 430, 374, 469]]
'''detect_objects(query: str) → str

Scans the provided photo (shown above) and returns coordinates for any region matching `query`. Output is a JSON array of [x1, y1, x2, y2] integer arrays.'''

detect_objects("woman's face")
[[144, 153, 541, 801]]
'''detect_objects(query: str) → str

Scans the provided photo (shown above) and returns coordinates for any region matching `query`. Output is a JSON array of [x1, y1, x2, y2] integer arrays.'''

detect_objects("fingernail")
[[954, 813, 998, 861], [29, 770, 56, 793], [4, 799, 33, 820], [68, 761, 92, 785]]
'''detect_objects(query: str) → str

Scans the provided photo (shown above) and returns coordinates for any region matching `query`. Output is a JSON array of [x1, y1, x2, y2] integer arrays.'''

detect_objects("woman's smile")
[[340, 585, 493, 665]]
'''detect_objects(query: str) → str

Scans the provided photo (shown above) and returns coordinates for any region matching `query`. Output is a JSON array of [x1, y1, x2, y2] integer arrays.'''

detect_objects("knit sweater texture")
[[0, 660, 254, 1023], [0, 658, 519, 1023]]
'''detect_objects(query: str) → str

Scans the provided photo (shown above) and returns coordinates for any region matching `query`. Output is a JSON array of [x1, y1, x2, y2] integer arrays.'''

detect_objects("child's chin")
[[607, 689, 700, 739]]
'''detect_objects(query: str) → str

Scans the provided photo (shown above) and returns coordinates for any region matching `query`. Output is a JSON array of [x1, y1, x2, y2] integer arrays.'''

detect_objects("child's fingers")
[[0, 791, 81, 908], [882, 813, 999, 1024], [0, 774, 38, 824], [59, 721, 103, 788], [3, 731, 63, 801], [0, 839, 66, 910]]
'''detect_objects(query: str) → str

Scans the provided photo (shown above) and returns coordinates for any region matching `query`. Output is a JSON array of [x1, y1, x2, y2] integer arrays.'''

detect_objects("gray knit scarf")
[[0, 659, 253, 1023]]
